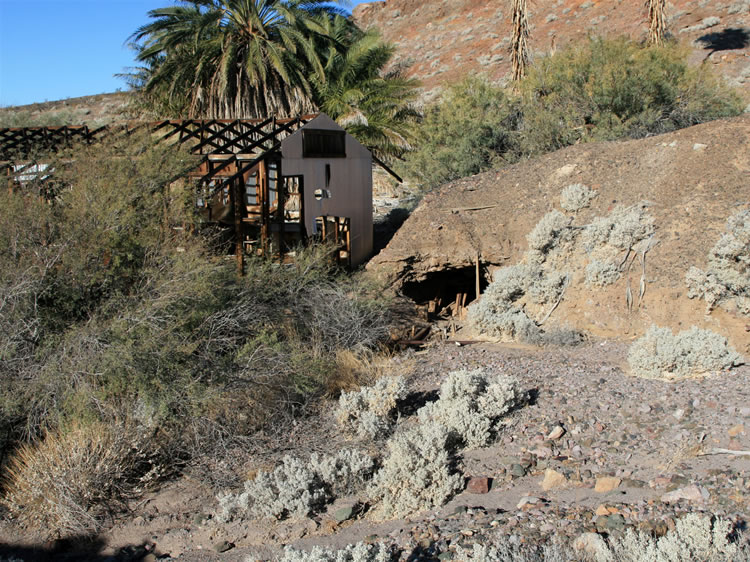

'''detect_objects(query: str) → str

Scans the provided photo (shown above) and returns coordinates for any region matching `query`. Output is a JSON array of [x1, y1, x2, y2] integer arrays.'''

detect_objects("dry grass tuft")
[[2, 422, 157, 539]]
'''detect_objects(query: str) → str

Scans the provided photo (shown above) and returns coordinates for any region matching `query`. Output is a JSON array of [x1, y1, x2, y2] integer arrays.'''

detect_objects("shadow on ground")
[[0, 536, 159, 561], [698, 27, 750, 58]]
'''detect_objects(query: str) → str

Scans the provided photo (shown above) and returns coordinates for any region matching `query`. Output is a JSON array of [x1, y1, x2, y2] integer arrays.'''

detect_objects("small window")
[[302, 129, 346, 158]]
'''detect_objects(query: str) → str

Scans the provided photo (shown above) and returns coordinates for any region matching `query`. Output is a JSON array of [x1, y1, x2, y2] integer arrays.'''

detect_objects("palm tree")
[[130, 0, 343, 119], [646, 0, 667, 46], [309, 15, 420, 161], [510, 0, 530, 81]]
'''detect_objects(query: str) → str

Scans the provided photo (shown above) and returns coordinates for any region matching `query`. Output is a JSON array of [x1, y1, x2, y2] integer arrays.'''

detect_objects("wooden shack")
[[1, 113, 377, 269]]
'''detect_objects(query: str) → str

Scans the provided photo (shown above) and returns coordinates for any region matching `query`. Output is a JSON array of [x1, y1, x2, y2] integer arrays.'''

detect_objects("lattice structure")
[[1, 115, 358, 271]]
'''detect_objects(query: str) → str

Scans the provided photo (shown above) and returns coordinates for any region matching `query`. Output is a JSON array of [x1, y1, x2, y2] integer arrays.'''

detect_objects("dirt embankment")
[[354, 0, 750, 101], [368, 114, 750, 352]]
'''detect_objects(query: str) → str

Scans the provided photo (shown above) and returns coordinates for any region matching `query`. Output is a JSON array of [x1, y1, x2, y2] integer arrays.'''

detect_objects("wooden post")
[[231, 178, 244, 276], [475, 253, 481, 301]]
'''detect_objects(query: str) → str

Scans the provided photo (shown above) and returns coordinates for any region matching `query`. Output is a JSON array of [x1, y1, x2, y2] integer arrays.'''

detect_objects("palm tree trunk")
[[646, 0, 667, 46], [511, 0, 530, 81]]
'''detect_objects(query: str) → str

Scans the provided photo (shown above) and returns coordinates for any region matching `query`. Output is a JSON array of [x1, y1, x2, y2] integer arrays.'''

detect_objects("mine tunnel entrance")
[[400, 265, 491, 318]]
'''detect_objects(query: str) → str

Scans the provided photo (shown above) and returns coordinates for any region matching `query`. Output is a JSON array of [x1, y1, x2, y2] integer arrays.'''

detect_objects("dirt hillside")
[[354, 0, 750, 100], [368, 114, 750, 353]]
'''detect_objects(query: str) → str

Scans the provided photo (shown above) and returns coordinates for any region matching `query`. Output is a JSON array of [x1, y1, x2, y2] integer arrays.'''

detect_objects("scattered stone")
[[466, 476, 490, 494], [693, 143, 708, 151], [595, 477, 621, 493], [595, 504, 610, 516], [334, 506, 355, 522], [541, 469, 567, 491], [606, 513, 626, 531], [728, 424, 745, 437], [517, 496, 541, 509], [661, 484, 707, 503], [547, 425, 565, 440], [510, 464, 526, 478], [214, 541, 234, 553]]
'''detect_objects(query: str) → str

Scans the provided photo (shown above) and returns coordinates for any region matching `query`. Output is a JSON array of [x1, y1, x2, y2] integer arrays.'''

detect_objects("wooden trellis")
[[0, 114, 361, 272]]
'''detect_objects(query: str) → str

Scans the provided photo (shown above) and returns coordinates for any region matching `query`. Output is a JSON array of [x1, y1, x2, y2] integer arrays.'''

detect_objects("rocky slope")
[[368, 114, 750, 353], [354, 0, 750, 100]]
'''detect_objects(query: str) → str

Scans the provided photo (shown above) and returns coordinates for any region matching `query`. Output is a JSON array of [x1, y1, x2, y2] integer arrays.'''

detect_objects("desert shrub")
[[526, 210, 576, 262], [416, 369, 524, 448], [582, 203, 655, 252], [602, 513, 743, 561], [628, 325, 743, 379], [468, 265, 542, 343], [335, 376, 406, 439], [401, 77, 520, 188], [468, 264, 575, 344], [519, 38, 744, 154], [217, 449, 374, 522], [368, 422, 463, 520], [686, 209, 750, 315], [560, 183, 598, 213], [2, 422, 160, 538], [585, 260, 621, 287], [279, 542, 392, 562]]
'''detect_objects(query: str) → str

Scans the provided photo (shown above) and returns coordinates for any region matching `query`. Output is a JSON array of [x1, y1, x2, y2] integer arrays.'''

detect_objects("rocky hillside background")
[[354, 0, 750, 101], [3, 0, 749, 126]]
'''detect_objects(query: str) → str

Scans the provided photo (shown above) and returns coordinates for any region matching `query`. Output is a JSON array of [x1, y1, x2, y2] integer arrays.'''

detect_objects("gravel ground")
[[4, 339, 748, 561]]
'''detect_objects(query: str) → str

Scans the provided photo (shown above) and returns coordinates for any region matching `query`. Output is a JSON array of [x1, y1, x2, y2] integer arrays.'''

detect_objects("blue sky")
[[0, 0, 370, 107]]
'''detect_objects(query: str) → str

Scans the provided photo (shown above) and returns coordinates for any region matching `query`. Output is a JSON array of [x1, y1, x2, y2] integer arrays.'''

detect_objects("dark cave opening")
[[400, 265, 491, 315]]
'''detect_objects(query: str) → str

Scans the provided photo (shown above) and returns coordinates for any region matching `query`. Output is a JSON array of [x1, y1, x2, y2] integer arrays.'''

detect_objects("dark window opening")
[[302, 129, 346, 158], [325, 164, 331, 187]]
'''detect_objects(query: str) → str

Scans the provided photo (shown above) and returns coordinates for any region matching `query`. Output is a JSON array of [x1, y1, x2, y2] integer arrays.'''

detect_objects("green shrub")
[[401, 77, 520, 187], [519, 38, 744, 154], [400, 39, 744, 189]]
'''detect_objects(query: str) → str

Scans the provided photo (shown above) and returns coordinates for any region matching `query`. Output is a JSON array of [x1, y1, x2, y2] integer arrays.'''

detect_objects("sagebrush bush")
[[686, 209, 750, 315], [335, 376, 406, 439], [585, 260, 621, 287], [217, 449, 374, 522], [278, 542, 391, 562], [368, 422, 463, 520], [417, 369, 524, 448], [2, 422, 159, 538], [628, 325, 743, 379], [526, 210, 576, 263], [468, 263, 574, 345], [603, 513, 743, 561], [582, 203, 655, 252], [560, 183, 598, 213]]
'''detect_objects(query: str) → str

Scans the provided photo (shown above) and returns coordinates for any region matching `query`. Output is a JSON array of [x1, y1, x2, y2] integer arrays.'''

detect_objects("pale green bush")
[[278, 542, 391, 562], [585, 260, 621, 287], [601, 513, 743, 562], [526, 210, 576, 263], [628, 325, 743, 379], [367, 422, 463, 520], [560, 183, 598, 213], [217, 449, 374, 521], [686, 209, 750, 315], [583, 203, 654, 252], [417, 369, 524, 448], [335, 376, 406, 439]]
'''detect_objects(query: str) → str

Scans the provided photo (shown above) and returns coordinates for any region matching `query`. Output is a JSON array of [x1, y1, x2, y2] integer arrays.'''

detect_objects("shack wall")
[[280, 114, 373, 266]]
